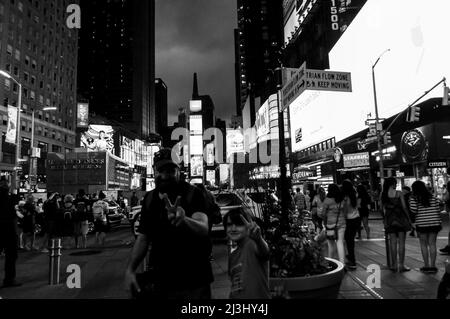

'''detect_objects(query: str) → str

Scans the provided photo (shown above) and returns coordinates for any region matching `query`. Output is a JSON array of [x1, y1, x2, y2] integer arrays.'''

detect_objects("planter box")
[[269, 258, 345, 299]]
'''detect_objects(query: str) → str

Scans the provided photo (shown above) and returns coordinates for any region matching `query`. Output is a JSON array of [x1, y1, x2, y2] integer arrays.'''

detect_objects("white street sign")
[[281, 62, 352, 111], [304, 69, 352, 92]]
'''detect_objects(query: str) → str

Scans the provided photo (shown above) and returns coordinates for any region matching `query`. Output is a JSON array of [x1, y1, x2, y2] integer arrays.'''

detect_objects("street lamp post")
[[275, 67, 291, 231], [0, 70, 22, 193], [371, 49, 391, 268]]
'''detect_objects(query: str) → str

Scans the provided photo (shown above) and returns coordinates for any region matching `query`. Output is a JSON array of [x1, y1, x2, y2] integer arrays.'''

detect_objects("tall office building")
[[235, 0, 284, 118], [77, 0, 155, 138], [0, 0, 79, 178], [155, 78, 168, 136], [192, 73, 215, 131]]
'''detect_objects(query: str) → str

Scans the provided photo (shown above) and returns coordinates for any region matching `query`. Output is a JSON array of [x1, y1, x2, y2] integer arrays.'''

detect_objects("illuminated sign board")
[[190, 156, 203, 177], [226, 129, 245, 159], [190, 100, 202, 113], [80, 125, 115, 154], [190, 115, 203, 135], [206, 143, 215, 166], [206, 170, 216, 186], [290, 0, 450, 153], [256, 101, 270, 138], [190, 135, 203, 156], [220, 164, 229, 183], [343, 152, 370, 168], [77, 103, 89, 128]]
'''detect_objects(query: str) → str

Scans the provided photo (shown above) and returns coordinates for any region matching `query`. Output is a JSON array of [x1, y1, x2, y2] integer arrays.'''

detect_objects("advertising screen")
[[206, 143, 215, 166], [206, 170, 216, 186], [256, 100, 270, 139], [190, 155, 204, 177], [190, 100, 202, 113], [77, 103, 89, 128], [190, 115, 203, 135], [81, 125, 115, 154], [290, 0, 450, 153], [190, 135, 204, 156], [219, 164, 229, 183], [226, 129, 245, 159]]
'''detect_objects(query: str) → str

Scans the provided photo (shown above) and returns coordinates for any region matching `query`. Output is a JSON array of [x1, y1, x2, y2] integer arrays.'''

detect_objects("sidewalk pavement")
[[1, 213, 449, 299]]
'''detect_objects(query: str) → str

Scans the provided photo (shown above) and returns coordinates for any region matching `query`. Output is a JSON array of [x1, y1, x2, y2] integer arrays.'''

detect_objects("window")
[[4, 79, 11, 90], [14, 49, 20, 60]]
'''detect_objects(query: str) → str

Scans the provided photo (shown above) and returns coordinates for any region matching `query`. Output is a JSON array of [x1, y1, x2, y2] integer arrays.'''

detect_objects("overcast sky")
[[155, 0, 237, 126]]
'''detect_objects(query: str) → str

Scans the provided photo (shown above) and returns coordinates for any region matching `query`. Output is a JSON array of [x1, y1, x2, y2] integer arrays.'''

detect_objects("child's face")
[[226, 217, 248, 243]]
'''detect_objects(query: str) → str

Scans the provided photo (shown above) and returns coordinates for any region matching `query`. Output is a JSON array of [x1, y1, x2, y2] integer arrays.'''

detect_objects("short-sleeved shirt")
[[409, 196, 442, 228], [228, 238, 270, 299], [138, 182, 213, 290], [322, 198, 346, 229]]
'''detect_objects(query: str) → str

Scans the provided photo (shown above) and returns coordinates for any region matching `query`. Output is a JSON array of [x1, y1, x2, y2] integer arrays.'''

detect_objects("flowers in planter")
[[263, 201, 334, 278]]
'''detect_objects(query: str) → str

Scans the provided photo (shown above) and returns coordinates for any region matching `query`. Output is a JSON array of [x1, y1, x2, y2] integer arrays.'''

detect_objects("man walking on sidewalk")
[[125, 148, 213, 299], [0, 178, 21, 288]]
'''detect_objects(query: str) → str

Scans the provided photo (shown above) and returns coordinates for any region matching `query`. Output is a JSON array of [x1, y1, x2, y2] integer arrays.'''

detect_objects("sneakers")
[[420, 267, 438, 273], [345, 262, 357, 270], [439, 246, 450, 255]]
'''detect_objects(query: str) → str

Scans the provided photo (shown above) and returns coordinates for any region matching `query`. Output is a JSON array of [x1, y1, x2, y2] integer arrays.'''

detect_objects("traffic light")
[[383, 131, 392, 145], [443, 86, 450, 106], [406, 105, 421, 122]]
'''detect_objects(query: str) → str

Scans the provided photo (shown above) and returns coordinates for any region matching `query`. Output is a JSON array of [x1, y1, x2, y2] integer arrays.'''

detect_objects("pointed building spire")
[[192, 73, 199, 100]]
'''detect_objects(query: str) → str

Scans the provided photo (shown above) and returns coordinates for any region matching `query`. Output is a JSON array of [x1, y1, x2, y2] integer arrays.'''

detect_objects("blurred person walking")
[[311, 187, 326, 231], [0, 178, 21, 287], [62, 195, 76, 249], [74, 189, 90, 249], [439, 181, 450, 255], [410, 180, 443, 273], [381, 178, 412, 272], [92, 191, 109, 247], [322, 184, 346, 265], [342, 180, 360, 270], [357, 185, 371, 240], [22, 195, 37, 251]]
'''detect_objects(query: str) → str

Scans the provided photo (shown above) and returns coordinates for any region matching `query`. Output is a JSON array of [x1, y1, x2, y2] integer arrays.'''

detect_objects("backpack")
[[64, 208, 73, 221], [92, 200, 106, 221], [74, 200, 87, 221]]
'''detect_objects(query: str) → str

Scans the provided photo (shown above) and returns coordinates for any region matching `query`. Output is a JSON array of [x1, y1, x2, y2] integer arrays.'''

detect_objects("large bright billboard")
[[77, 103, 89, 128], [226, 129, 245, 160], [290, 0, 450, 153], [80, 125, 115, 154]]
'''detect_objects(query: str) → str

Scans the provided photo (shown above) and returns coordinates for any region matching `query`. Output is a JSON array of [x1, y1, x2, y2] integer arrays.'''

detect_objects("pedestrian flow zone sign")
[[281, 62, 352, 111]]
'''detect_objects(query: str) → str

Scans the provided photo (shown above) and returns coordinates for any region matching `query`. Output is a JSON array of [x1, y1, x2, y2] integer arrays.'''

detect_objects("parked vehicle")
[[128, 205, 142, 237]]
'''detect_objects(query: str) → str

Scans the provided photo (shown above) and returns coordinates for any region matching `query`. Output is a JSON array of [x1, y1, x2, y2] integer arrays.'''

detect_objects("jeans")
[[345, 217, 361, 264]]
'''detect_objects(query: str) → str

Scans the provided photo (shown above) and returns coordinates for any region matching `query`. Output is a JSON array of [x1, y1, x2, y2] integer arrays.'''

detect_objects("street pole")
[[15, 82, 22, 194], [275, 67, 290, 231], [372, 49, 391, 269]]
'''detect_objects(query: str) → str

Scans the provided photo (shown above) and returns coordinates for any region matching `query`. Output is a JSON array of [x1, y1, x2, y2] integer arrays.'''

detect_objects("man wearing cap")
[[125, 148, 213, 299], [0, 178, 21, 288]]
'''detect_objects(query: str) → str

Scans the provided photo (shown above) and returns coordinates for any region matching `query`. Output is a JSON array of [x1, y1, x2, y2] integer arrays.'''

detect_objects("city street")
[[1, 212, 448, 299]]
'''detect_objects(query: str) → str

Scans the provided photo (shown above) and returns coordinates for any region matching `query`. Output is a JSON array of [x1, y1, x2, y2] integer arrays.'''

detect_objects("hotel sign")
[[343, 152, 370, 168]]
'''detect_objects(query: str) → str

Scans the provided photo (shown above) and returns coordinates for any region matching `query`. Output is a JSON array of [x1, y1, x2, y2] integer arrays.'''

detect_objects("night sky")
[[155, 0, 237, 125]]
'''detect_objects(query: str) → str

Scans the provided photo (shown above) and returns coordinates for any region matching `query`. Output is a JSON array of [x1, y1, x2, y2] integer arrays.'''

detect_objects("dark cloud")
[[155, 0, 237, 125]]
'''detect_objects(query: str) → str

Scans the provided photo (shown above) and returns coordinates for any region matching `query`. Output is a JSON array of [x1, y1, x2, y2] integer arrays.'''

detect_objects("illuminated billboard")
[[190, 156, 204, 177], [226, 129, 245, 159], [206, 170, 216, 186], [77, 103, 89, 128], [81, 125, 115, 154], [206, 143, 215, 166], [256, 100, 270, 139], [290, 0, 450, 153], [190, 115, 203, 135], [190, 135, 203, 156], [190, 100, 202, 113]]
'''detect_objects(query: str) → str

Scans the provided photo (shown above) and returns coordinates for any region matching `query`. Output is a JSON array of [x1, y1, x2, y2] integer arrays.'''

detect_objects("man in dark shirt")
[[0, 178, 21, 287], [125, 148, 213, 299]]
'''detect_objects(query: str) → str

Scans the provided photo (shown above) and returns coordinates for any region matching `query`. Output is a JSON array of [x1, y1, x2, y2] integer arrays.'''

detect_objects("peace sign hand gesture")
[[240, 214, 261, 241], [162, 194, 185, 227]]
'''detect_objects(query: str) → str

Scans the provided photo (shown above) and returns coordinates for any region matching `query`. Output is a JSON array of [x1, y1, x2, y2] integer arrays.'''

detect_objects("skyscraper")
[[0, 0, 79, 179], [192, 73, 215, 131], [155, 78, 168, 136], [77, 0, 155, 138], [235, 0, 284, 118]]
